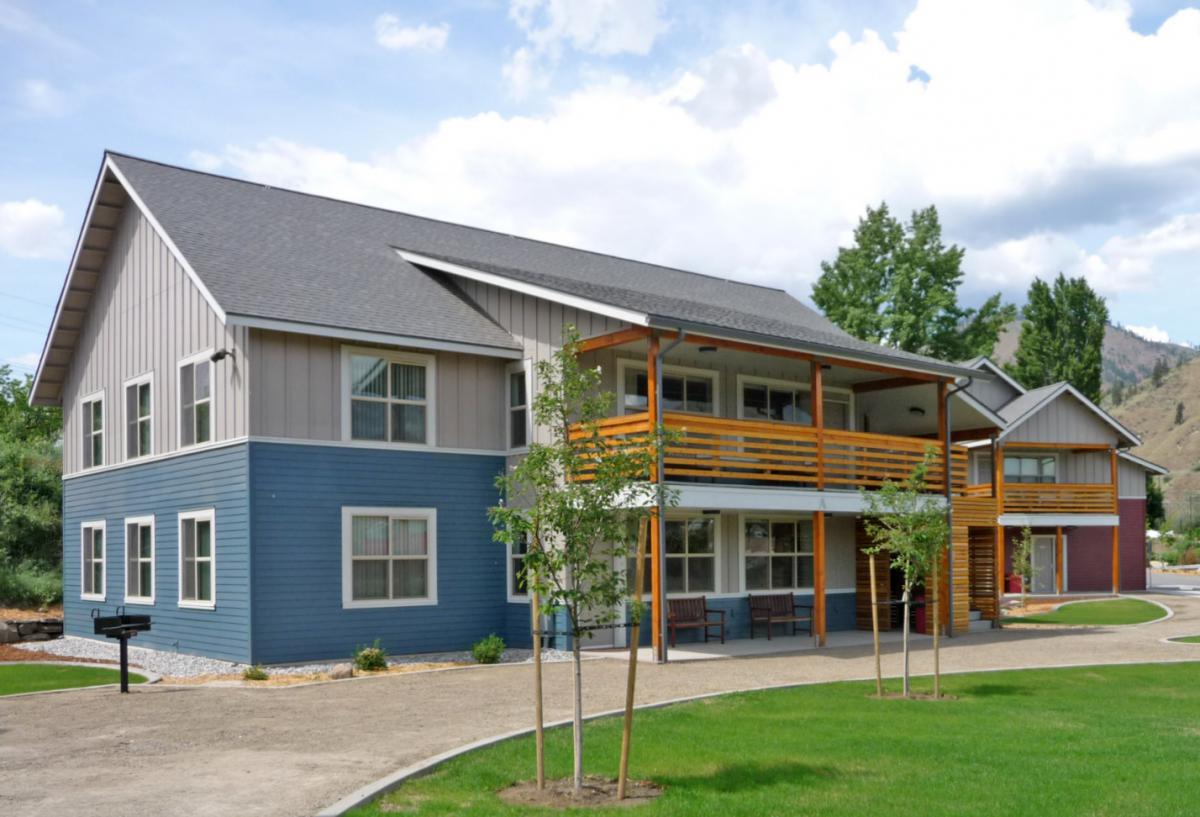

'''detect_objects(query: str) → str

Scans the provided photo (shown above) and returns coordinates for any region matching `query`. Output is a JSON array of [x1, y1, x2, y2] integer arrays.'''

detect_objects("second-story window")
[[347, 351, 432, 444], [507, 362, 529, 449], [180, 357, 212, 447], [125, 375, 152, 459], [622, 364, 716, 414], [740, 379, 852, 430], [1004, 455, 1057, 484], [81, 392, 103, 469]]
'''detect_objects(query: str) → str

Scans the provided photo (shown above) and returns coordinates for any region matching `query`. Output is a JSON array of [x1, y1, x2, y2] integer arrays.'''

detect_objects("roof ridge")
[[105, 150, 790, 296]]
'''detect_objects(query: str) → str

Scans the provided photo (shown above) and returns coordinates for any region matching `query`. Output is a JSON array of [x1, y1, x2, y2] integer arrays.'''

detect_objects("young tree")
[[861, 449, 949, 698], [1008, 274, 1108, 402], [491, 327, 665, 792], [813, 203, 1016, 361], [1011, 526, 1035, 608], [1146, 476, 1166, 530]]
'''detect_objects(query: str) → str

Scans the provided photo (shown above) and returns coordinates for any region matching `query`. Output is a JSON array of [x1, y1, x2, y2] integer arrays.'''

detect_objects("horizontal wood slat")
[[1001, 483, 1116, 514]]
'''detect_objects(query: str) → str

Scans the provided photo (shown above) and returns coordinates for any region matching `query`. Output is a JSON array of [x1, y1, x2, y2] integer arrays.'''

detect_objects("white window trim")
[[506, 358, 532, 453], [1002, 451, 1061, 485], [735, 374, 855, 430], [178, 508, 217, 610], [506, 533, 530, 604], [123, 514, 156, 605], [616, 358, 721, 417], [737, 512, 817, 594], [123, 371, 154, 460], [341, 506, 438, 609], [80, 520, 106, 602], [339, 345, 438, 449], [632, 513, 724, 599], [80, 388, 105, 469], [177, 349, 215, 450]]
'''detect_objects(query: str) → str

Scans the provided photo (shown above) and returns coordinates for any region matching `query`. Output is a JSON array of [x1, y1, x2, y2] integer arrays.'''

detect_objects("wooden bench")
[[667, 596, 725, 647], [748, 593, 813, 640]]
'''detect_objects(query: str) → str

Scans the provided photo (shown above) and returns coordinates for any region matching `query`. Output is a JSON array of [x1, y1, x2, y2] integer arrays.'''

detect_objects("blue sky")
[[3, 0, 1199, 379]]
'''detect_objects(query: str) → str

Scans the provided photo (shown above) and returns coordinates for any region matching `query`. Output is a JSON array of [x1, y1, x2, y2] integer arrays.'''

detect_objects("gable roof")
[[996, 381, 1142, 446], [1117, 450, 1169, 476], [961, 356, 1026, 395]]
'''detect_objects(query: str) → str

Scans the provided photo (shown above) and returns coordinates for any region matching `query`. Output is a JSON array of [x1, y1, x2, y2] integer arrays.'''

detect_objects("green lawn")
[[351, 663, 1200, 817], [1007, 598, 1166, 626], [1170, 634, 1200, 644], [0, 663, 146, 696]]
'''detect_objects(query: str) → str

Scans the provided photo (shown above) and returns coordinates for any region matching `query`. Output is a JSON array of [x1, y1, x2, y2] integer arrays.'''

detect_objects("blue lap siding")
[[61, 443, 252, 662], [248, 442, 509, 664]]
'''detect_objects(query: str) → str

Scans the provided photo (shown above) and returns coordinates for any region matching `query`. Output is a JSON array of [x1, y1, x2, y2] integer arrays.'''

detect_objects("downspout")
[[943, 376, 972, 637], [656, 329, 687, 663]]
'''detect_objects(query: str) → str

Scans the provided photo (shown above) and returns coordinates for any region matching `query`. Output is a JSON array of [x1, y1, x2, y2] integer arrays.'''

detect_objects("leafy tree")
[[0, 366, 63, 604], [861, 449, 949, 698], [1146, 476, 1166, 530], [490, 327, 669, 791], [1175, 401, 1184, 426], [813, 203, 1016, 361], [1011, 526, 1035, 609], [1007, 274, 1108, 402]]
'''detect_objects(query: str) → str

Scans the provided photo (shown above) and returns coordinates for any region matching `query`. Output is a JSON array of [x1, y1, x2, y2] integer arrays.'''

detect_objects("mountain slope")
[[1111, 356, 1200, 525], [992, 321, 1197, 389]]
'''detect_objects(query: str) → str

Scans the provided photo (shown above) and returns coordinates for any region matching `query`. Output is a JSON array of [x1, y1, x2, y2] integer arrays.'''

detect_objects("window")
[[628, 517, 718, 595], [81, 521, 106, 601], [124, 516, 155, 604], [975, 452, 994, 484], [179, 355, 212, 447], [1003, 455, 1057, 484], [744, 517, 814, 591], [507, 361, 530, 449], [345, 349, 433, 444], [81, 392, 103, 469], [179, 510, 215, 608], [508, 532, 530, 600], [621, 362, 716, 415], [342, 507, 437, 607], [125, 374, 152, 459], [739, 378, 851, 429]]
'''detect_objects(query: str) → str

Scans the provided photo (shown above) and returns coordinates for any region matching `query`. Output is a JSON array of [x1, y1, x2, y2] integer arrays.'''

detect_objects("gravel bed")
[[14, 636, 571, 679]]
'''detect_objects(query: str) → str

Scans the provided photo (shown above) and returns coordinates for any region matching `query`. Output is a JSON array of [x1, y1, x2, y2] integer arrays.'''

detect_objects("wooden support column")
[[1055, 526, 1064, 595], [1110, 447, 1120, 595], [647, 334, 663, 661], [994, 443, 1006, 605], [811, 360, 825, 490], [936, 380, 951, 633], [814, 511, 827, 646]]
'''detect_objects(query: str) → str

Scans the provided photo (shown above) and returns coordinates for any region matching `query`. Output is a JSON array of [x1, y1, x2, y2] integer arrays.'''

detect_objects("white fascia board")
[[227, 314, 523, 359], [395, 249, 650, 327], [998, 513, 1120, 527], [1117, 450, 1169, 476], [649, 483, 947, 514], [998, 382, 1141, 447]]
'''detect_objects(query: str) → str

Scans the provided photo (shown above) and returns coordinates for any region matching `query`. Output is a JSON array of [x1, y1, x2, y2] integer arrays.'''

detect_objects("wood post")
[[814, 510, 826, 646], [868, 551, 883, 697], [1055, 526, 1064, 595], [530, 576, 545, 789], [618, 518, 649, 800], [1110, 447, 1119, 513], [811, 360, 824, 490], [647, 334, 664, 662], [1110, 447, 1120, 595]]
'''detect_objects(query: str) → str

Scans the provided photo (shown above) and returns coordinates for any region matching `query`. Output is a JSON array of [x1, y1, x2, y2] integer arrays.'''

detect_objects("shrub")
[[0, 559, 62, 607], [353, 639, 388, 672], [471, 634, 506, 664], [242, 664, 269, 681]]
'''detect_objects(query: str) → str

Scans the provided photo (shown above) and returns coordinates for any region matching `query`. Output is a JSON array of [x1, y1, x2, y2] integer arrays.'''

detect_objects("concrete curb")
[[1008, 594, 1173, 626], [315, 655, 1200, 817], [0, 660, 162, 699], [1161, 635, 1200, 645]]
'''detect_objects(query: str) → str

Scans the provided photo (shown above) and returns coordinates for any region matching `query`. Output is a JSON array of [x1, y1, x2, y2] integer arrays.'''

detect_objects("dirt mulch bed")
[[1001, 595, 1112, 618], [0, 643, 125, 667], [160, 661, 468, 687], [497, 777, 662, 809], [1, 606, 63, 622]]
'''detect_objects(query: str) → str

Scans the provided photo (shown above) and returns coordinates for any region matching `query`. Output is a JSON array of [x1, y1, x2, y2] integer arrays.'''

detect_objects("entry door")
[[1031, 535, 1056, 595]]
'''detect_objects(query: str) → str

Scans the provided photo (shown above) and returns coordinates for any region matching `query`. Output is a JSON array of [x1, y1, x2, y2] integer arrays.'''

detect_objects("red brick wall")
[[1061, 500, 1147, 592], [1119, 498, 1147, 591]]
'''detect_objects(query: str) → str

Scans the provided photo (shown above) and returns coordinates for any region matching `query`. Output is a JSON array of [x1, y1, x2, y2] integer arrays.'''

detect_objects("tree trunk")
[[868, 552, 882, 697], [1021, 576, 1027, 611], [932, 555, 941, 700], [901, 585, 911, 698], [618, 519, 649, 799], [531, 587, 545, 789], [572, 638, 584, 791]]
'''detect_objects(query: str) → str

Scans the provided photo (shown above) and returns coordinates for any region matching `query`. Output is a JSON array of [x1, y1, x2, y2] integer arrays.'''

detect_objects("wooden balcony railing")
[[1001, 483, 1116, 514], [572, 411, 967, 494]]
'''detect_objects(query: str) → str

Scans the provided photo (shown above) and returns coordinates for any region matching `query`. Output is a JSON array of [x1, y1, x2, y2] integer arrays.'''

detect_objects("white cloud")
[[1126, 325, 1171, 344], [17, 79, 67, 116], [201, 1, 1200, 301], [0, 199, 70, 259], [374, 14, 449, 52], [504, 0, 668, 95]]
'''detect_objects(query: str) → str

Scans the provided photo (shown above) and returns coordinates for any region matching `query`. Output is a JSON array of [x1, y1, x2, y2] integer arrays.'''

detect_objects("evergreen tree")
[[813, 203, 1015, 361], [1111, 380, 1125, 407], [1007, 274, 1108, 402], [1152, 357, 1168, 388], [1176, 401, 1185, 426], [1146, 476, 1166, 530]]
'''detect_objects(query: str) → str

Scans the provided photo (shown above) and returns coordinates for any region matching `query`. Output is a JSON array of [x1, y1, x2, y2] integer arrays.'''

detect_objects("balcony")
[[574, 411, 967, 494]]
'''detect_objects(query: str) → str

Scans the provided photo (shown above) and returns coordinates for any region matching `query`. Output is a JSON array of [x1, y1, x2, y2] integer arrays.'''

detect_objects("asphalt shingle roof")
[[110, 153, 977, 376]]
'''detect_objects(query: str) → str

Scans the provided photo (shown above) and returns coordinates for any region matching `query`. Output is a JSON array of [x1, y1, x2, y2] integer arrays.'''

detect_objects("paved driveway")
[[3, 593, 1199, 817]]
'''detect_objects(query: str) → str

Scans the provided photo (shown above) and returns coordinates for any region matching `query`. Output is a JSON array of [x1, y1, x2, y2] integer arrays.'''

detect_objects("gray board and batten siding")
[[1004, 391, 1124, 446], [62, 204, 248, 476]]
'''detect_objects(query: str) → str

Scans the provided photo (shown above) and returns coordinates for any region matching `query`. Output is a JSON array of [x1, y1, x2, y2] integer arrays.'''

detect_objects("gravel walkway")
[[3, 592, 1199, 817], [14, 636, 571, 677]]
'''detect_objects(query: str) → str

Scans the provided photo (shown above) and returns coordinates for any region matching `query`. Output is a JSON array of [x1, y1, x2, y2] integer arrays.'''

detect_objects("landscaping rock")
[[0, 618, 62, 643], [329, 663, 354, 680], [0, 622, 18, 644]]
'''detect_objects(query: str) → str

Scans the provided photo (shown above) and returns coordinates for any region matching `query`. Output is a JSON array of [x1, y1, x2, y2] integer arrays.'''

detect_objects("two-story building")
[[31, 152, 1164, 664]]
